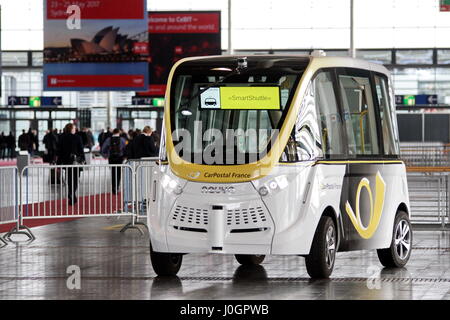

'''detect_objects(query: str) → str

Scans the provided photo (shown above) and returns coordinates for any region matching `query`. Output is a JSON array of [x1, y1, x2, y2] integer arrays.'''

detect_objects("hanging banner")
[[440, 0, 450, 11], [138, 11, 221, 97], [44, 0, 149, 91]]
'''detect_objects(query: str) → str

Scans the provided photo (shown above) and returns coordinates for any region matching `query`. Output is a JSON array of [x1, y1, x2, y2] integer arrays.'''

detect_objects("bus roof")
[[172, 54, 390, 78]]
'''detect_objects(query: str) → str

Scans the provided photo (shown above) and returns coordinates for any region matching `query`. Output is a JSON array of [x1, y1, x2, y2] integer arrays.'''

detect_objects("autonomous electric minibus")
[[147, 54, 412, 278]]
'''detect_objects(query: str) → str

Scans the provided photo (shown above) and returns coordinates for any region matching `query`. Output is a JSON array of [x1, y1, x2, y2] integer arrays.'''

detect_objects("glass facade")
[[3, 49, 450, 107], [1, 0, 450, 139]]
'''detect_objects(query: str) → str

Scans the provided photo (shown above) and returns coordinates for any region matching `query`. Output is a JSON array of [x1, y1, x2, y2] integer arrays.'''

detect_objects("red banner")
[[133, 42, 149, 55], [47, 0, 145, 20], [47, 75, 145, 88], [138, 85, 167, 96], [149, 13, 220, 34]]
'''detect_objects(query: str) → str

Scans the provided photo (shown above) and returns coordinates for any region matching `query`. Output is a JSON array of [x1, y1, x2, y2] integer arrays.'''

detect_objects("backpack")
[[109, 137, 122, 159]]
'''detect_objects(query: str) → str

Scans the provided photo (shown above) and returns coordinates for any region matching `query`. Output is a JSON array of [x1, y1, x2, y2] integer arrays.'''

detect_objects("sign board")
[[395, 95, 404, 105], [440, 0, 450, 11], [137, 11, 221, 97], [132, 96, 153, 105], [200, 87, 281, 110], [44, 0, 149, 91], [29, 97, 41, 107], [41, 96, 63, 106], [8, 96, 62, 107], [395, 94, 438, 106], [131, 96, 165, 107], [8, 96, 30, 106]]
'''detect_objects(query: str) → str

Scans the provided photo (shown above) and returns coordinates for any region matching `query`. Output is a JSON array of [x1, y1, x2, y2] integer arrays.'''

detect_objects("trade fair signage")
[[440, 0, 450, 11], [44, 0, 149, 91], [137, 11, 221, 97]]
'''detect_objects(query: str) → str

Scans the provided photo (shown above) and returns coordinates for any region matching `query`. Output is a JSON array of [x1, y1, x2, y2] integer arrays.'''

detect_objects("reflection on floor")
[[0, 217, 449, 300]]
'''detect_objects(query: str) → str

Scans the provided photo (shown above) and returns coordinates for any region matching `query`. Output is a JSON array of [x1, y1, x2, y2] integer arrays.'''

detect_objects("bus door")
[[336, 68, 385, 249]]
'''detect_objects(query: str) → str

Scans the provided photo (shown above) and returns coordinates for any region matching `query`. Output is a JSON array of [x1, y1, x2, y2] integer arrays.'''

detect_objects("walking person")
[[101, 128, 126, 194], [7, 132, 15, 159], [31, 129, 39, 156], [125, 130, 137, 160], [57, 123, 85, 205], [86, 128, 94, 151], [43, 129, 58, 164], [18, 130, 30, 152], [0, 132, 6, 160], [99, 127, 112, 149], [132, 126, 158, 159]]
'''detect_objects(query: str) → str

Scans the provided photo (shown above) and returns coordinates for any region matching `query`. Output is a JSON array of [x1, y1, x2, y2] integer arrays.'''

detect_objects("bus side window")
[[279, 83, 322, 162], [374, 75, 399, 155], [338, 73, 380, 156], [314, 72, 344, 158]]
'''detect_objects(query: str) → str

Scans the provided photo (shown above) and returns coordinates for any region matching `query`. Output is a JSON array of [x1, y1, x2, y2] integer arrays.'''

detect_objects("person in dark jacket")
[[99, 127, 112, 149], [18, 130, 30, 152], [43, 129, 59, 164], [86, 129, 94, 151], [132, 126, 158, 159], [7, 132, 15, 159], [124, 130, 137, 160], [32, 129, 39, 156], [77, 128, 88, 149], [57, 123, 86, 205], [0, 132, 6, 160], [101, 128, 127, 194]]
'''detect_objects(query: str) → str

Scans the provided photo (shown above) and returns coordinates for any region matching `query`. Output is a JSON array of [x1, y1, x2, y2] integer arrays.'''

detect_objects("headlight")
[[161, 174, 183, 195]]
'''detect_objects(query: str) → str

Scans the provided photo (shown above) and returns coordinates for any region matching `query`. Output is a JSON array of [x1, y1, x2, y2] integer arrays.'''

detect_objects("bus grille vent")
[[226, 206, 267, 226], [172, 205, 209, 226]]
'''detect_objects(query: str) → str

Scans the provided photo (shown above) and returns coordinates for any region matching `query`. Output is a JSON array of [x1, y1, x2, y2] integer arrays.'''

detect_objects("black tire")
[[377, 211, 412, 268], [235, 254, 265, 266], [150, 244, 183, 276], [305, 216, 337, 279]]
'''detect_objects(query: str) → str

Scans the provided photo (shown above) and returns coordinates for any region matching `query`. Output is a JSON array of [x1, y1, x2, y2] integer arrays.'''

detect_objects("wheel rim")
[[394, 219, 411, 260], [325, 225, 336, 268]]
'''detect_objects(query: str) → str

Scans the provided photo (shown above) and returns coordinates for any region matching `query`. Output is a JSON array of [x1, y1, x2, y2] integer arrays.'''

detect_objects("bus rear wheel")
[[377, 211, 412, 268], [305, 216, 336, 279], [235, 254, 265, 266], [150, 244, 183, 276]]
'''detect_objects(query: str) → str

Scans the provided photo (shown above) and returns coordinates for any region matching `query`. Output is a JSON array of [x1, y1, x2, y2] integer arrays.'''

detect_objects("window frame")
[[334, 67, 384, 159], [371, 71, 401, 159], [311, 68, 347, 160]]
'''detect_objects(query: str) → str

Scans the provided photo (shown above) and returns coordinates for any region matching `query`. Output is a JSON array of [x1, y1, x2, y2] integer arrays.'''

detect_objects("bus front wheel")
[[150, 244, 183, 276], [235, 254, 265, 266], [305, 216, 337, 279], [377, 210, 412, 268]]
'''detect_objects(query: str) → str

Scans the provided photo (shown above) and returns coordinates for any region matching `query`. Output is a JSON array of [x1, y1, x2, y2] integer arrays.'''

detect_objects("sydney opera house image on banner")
[[44, 20, 149, 63]]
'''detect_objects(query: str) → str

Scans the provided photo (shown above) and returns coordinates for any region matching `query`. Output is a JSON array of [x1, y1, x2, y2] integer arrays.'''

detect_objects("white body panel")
[[147, 162, 410, 255]]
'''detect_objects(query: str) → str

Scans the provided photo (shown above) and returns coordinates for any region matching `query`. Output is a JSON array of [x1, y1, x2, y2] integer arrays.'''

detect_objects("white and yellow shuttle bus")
[[147, 54, 412, 278]]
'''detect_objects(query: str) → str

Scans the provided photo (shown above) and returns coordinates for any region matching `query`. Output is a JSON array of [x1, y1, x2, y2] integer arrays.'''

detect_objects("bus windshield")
[[169, 57, 308, 165]]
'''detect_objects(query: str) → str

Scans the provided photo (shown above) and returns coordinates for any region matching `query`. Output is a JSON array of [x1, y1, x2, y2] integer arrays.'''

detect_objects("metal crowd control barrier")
[[0, 167, 19, 246], [401, 142, 450, 168], [12, 164, 136, 240], [122, 158, 159, 233], [135, 163, 159, 216], [407, 173, 449, 229]]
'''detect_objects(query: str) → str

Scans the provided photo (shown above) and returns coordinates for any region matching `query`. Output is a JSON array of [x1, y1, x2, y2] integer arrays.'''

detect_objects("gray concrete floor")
[[0, 218, 449, 300]]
